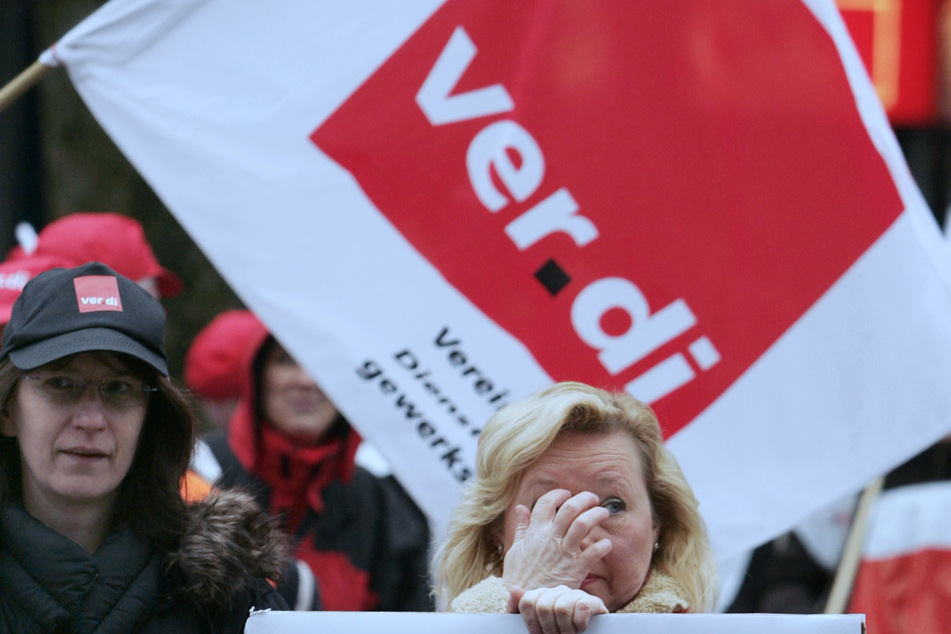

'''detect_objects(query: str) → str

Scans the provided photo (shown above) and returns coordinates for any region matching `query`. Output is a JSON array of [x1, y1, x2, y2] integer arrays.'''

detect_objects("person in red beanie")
[[10, 212, 183, 300], [0, 253, 77, 338], [197, 318, 433, 613], [184, 309, 262, 430]]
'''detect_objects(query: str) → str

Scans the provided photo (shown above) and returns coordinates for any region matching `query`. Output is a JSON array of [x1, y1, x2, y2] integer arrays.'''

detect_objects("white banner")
[[41, 0, 951, 562], [244, 611, 865, 634]]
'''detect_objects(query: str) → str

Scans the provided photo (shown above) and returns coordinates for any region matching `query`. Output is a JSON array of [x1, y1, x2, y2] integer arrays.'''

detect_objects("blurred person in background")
[[0, 253, 76, 340], [6, 211, 183, 300], [198, 316, 433, 612], [184, 308, 261, 431]]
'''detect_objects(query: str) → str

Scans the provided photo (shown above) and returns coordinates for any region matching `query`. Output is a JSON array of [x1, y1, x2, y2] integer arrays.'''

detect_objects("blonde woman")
[[434, 382, 716, 634]]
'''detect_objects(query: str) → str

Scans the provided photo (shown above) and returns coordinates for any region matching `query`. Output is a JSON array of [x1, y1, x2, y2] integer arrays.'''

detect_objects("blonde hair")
[[433, 381, 716, 611]]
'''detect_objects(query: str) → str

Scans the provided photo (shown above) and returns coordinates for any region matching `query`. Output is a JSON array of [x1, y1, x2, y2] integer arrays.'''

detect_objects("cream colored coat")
[[450, 569, 690, 614]]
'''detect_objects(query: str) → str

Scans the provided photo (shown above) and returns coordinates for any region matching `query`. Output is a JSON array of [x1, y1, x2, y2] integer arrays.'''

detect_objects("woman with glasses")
[[0, 262, 288, 633]]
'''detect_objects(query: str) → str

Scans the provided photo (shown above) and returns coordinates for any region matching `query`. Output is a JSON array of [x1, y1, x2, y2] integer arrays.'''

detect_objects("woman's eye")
[[601, 498, 625, 515], [46, 376, 77, 391], [101, 380, 133, 396], [274, 349, 296, 366]]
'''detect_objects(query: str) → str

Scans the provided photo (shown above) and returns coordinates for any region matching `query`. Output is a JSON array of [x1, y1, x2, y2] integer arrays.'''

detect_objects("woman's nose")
[[288, 362, 317, 384], [72, 388, 109, 428]]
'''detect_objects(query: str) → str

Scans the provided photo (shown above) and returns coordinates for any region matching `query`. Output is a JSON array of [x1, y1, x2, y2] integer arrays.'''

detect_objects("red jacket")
[[204, 319, 432, 611]]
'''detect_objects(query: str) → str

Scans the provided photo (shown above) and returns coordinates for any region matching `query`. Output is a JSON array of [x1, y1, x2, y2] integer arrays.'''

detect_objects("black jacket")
[[205, 431, 433, 612], [0, 490, 288, 633]]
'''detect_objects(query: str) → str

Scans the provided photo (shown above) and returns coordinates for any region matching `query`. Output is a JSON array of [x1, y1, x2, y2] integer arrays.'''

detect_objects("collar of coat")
[[617, 569, 690, 613], [0, 489, 286, 624]]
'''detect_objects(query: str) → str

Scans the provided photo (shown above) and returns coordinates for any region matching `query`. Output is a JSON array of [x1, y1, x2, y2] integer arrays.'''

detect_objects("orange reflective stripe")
[[180, 469, 214, 502]]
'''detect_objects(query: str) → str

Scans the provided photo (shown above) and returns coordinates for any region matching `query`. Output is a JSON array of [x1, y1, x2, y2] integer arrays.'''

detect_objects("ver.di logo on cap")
[[74, 275, 123, 313]]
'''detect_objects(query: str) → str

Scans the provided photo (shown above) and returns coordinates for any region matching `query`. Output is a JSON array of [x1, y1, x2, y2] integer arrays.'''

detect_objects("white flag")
[[41, 0, 951, 561]]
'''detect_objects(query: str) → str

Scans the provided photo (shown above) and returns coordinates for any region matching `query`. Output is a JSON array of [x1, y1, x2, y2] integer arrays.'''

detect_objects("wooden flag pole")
[[823, 475, 885, 614], [0, 60, 54, 114]]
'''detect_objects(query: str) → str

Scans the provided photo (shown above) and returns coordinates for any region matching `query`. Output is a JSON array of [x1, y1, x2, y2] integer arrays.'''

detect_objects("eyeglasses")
[[22, 372, 156, 410]]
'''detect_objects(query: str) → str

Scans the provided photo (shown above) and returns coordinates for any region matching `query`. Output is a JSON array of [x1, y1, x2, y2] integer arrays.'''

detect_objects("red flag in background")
[[849, 480, 951, 633]]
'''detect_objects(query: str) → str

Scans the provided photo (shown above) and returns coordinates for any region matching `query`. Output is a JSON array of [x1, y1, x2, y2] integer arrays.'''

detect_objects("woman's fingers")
[[578, 537, 613, 569], [512, 503, 533, 543], [519, 586, 565, 634], [503, 489, 613, 591], [548, 492, 600, 539], [518, 586, 607, 634], [567, 592, 608, 632], [506, 583, 527, 614], [559, 504, 609, 550], [551, 588, 579, 633], [528, 489, 573, 527]]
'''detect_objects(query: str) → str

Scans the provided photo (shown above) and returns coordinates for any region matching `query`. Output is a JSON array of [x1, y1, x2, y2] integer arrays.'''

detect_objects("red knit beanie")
[[184, 309, 263, 400]]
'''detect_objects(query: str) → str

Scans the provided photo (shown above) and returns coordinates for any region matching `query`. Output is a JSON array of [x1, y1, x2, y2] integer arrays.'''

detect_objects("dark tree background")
[[2, 1, 244, 397]]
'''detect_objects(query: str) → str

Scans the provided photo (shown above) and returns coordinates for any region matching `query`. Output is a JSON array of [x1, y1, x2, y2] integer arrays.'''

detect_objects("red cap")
[[26, 212, 183, 298], [185, 309, 264, 400], [0, 253, 77, 325]]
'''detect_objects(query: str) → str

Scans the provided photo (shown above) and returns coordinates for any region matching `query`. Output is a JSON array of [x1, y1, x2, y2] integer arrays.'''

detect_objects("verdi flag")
[[38, 0, 951, 559]]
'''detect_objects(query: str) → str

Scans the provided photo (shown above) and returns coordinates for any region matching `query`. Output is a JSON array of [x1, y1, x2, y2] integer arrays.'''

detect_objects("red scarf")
[[255, 422, 356, 532]]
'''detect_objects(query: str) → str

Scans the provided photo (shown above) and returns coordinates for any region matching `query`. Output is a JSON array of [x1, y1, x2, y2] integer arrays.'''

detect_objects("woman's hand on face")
[[506, 584, 608, 634], [502, 489, 613, 591]]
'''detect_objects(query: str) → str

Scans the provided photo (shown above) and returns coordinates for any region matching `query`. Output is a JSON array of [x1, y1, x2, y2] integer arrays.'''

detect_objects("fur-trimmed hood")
[[166, 488, 289, 608], [0, 490, 287, 631]]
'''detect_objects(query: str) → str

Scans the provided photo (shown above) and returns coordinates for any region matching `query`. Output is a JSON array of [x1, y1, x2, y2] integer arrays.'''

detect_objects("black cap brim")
[[8, 327, 169, 375]]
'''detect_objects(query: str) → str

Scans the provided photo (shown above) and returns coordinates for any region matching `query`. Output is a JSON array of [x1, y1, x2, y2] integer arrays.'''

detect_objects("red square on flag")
[[74, 275, 123, 313], [312, 1, 903, 436]]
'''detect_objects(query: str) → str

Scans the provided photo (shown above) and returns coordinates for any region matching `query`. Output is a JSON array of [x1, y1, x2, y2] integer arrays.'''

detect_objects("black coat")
[[0, 491, 288, 633], [205, 432, 433, 612]]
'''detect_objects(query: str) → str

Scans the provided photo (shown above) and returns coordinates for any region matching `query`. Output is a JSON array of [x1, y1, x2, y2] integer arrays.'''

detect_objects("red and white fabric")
[[849, 481, 951, 633], [36, 0, 951, 559]]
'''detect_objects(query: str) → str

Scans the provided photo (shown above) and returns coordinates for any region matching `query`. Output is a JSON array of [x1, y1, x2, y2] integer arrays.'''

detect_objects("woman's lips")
[[62, 448, 108, 459], [289, 391, 323, 411], [581, 575, 599, 589]]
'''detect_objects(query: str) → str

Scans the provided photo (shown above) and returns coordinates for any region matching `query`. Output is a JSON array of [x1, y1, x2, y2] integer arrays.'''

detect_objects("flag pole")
[[823, 475, 885, 614], [0, 60, 54, 115]]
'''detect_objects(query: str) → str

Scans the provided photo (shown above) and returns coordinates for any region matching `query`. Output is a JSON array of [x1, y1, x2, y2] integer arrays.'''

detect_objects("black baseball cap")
[[0, 261, 168, 375]]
